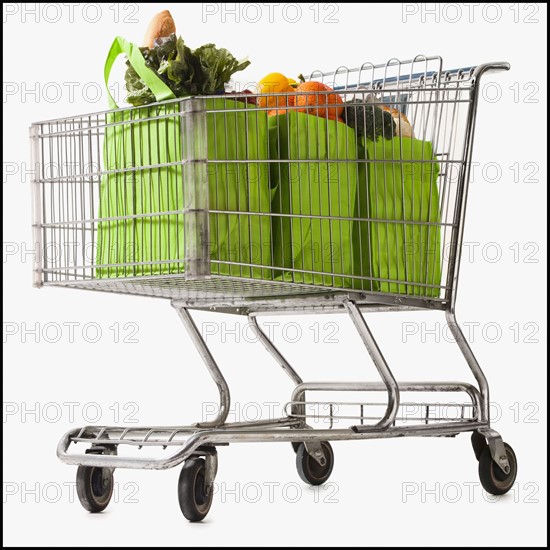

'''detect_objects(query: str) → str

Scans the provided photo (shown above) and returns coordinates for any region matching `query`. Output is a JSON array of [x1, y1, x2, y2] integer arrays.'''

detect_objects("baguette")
[[143, 10, 176, 48]]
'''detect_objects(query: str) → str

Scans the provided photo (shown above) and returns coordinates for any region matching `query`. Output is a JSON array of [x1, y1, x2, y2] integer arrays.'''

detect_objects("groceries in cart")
[[125, 15, 251, 106], [86, 10, 441, 297]]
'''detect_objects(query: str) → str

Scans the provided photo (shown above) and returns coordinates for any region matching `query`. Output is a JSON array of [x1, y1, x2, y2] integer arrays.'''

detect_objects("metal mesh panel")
[[31, 56, 479, 306]]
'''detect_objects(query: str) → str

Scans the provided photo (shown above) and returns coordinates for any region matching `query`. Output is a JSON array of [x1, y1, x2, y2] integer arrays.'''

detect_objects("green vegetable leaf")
[[194, 43, 250, 94], [124, 33, 251, 106]]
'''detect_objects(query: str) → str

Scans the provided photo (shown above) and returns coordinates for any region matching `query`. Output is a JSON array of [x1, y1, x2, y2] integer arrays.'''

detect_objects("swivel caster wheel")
[[76, 466, 114, 513], [178, 458, 214, 522], [295, 441, 334, 485], [478, 442, 518, 495]]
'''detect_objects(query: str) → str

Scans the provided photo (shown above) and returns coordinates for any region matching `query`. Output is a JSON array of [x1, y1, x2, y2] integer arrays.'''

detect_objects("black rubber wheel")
[[471, 431, 488, 461], [178, 458, 213, 522], [76, 466, 114, 513], [478, 442, 517, 495], [291, 442, 302, 454], [296, 442, 334, 485]]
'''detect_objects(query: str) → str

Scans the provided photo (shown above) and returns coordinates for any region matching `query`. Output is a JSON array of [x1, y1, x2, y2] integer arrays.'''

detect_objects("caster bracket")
[[304, 441, 327, 466], [204, 450, 218, 495], [477, 428, 510, 474]]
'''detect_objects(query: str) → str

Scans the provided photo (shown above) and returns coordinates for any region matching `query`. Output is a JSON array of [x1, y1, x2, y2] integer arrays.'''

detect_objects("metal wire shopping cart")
[[30, 55, 516, 521]]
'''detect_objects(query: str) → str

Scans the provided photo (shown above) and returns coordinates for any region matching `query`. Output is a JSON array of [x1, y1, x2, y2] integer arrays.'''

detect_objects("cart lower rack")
[[31, 55, 517, 521]]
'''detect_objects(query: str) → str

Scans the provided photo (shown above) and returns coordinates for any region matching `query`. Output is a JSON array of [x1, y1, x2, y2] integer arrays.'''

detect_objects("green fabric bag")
[[268, 108, 441, 296], [96, 37, 272, 279], [269, 111, 358, 287], [363, 137, 441, 297]]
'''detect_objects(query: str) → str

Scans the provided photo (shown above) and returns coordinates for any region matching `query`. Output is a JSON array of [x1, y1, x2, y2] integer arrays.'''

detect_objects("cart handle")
[[472, 62, 511, 78], [104, 36, 176, 110]]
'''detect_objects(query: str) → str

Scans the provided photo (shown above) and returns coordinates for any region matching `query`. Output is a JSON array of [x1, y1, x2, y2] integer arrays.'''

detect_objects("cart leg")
[[248, 315, 303, 386], [445, 310, 490, 424], [445, 310, 512, 473], [248, 315, 308, 434], [174, 306, 230, 428], [343, 300, 400, 430]]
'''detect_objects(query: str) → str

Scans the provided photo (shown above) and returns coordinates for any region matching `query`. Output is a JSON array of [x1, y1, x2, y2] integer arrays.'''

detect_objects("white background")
[[3, 2, 547, 546]]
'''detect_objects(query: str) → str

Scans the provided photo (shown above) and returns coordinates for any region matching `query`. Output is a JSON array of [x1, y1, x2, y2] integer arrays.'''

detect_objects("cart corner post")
[[29, 123, 43, 288], [445, 62, 511, 310], [182, 97, 210, 280]]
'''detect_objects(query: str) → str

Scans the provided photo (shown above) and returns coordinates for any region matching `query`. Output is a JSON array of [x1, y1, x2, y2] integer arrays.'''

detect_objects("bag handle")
[[104, 36, 176, 109]]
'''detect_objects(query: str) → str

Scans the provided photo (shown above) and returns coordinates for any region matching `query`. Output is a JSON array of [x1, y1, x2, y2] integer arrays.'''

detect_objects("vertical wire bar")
[[85, 116, 92, 279], [395, 61, 408, 295], [211, 99, 219, 276], [424, 74, 441, 296], [141, 106, 148, 275], [298, 93, 306, 285], [64, 120, 70, 280], [276, 99, 285, 282], [256, 100, 265, 279], [442, 78, 463, 296], [436, 76, 453, 292], [40, 125, 47, 283], [52, 123, 57, 281], [110, 112, 118, 277], [164, 105, 172, 275], [244, 99, 252, 278], [241, 100, 249, 277], [223, 97, 232, 277], [83, 117, 87, 278], [146, 109, 153, 277], [324, 91, 335, 287], [30, 124, 43, 287], [173, 102, 181, 273], [94, 114, 101, 278], [57, 122, 64, 281], [155, 107, 163, 277], [71, 119, 78, 280], [334, 91, 344, 288]]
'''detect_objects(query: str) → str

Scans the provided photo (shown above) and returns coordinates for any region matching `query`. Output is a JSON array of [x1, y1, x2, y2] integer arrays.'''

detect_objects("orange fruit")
[[295, 81, 343, 119], [282, 85, 296, 107], [258, 73, 295, 109], [327, 112, 344, 123], [268, 108, 288, 117]]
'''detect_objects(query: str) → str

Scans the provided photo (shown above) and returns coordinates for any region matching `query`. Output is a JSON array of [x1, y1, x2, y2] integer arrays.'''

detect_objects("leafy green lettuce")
[[125, 34, 250, 106]]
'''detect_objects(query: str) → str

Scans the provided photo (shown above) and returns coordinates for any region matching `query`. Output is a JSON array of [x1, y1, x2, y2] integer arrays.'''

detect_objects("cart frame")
[[31, 58, 516, 519]]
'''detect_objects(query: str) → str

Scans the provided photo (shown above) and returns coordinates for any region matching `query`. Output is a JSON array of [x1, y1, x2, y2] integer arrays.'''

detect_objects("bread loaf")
[[381, 106, 414, 138], [143, 10, 176, 48]]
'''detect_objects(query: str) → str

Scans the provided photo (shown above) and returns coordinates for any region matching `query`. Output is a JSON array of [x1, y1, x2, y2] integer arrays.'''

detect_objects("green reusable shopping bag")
[[268, 107, 441, 295], [96, 37, 271, 279], [364, 137, 441, 297], [269, 111, 358, 288]]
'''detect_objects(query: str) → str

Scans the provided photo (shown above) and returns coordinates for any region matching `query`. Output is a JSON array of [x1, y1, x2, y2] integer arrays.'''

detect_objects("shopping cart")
[[30, 55, 516, 521]]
